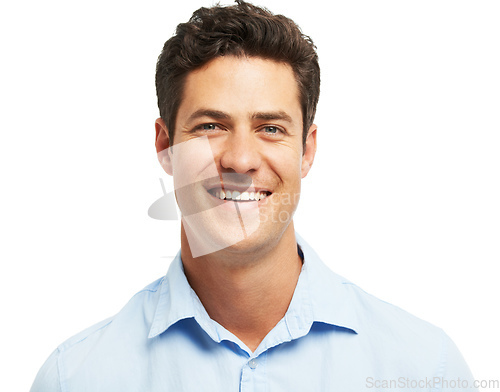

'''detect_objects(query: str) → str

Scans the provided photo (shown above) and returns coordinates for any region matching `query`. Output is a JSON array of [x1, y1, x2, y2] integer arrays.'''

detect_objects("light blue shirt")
[[31, 234, 476, 391]]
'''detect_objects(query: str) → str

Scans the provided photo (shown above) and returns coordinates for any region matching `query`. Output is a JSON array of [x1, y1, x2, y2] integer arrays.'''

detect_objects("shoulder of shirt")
[[299, 234, 445, 343], [56, 276, 165, 353]]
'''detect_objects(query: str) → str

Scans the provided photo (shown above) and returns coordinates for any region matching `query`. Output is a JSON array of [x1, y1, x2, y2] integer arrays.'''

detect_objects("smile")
[[207, 189, 271, 202]]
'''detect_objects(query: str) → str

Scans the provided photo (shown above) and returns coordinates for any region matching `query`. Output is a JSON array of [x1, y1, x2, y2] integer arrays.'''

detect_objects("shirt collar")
[[148, 233, 359, 340], [294, 233, 360, 334], [148, 251, 210, 339]]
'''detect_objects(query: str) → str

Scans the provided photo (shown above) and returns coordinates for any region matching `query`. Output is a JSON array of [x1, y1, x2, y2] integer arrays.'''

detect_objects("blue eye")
[[264, 126, 278, 134], [259, 125, 286, 139]]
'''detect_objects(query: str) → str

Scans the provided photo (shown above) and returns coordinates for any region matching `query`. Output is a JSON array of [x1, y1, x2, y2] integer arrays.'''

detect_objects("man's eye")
[[263, 126, 280, 134], [193, 123, 223, 133]]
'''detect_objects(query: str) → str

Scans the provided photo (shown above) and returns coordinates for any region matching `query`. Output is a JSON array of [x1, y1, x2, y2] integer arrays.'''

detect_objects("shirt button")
[[248, 359, 258, 369]]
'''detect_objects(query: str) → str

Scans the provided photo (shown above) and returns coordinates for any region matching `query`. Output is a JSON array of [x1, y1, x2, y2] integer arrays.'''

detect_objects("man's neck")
[[180, 223, 302, 353]]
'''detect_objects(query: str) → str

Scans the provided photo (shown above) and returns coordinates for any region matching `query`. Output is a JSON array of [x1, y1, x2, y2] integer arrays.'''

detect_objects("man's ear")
[[301, 124, 317, 178], [155, 118, 174, 176]]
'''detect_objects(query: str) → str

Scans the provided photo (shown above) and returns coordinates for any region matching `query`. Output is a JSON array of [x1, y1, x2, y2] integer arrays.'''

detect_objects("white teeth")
[[211, 188, 269, 201]]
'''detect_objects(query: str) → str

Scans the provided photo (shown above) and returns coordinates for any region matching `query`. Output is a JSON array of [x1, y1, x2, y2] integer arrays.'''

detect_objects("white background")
[[1, 0, 498, 390]]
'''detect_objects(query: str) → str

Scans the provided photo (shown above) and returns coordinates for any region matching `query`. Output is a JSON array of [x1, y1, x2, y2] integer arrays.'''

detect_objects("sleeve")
[[438, 331, 478, 392], [30, 348, 62, 392]]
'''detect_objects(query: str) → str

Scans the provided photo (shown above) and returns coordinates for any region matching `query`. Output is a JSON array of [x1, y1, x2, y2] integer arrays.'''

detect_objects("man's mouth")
[[207, 188, 272, 202]]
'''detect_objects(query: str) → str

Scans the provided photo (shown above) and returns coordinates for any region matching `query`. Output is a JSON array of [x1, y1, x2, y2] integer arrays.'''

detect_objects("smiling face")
[[156, 56, 317, 257]]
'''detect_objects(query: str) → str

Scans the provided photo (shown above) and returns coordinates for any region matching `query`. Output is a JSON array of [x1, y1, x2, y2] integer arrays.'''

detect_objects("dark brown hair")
[[155, 0, 320, 147]]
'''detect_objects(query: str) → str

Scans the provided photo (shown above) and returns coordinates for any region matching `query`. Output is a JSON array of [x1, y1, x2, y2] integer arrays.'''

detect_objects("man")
[[31, 1, 476, 391]]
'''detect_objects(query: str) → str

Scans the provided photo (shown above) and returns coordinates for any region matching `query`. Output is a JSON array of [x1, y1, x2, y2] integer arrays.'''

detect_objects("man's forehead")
[[177, 55, 302, 123]]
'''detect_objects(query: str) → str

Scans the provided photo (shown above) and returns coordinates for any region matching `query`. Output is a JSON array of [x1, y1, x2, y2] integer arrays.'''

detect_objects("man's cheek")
[[170, 136, 219, 189]]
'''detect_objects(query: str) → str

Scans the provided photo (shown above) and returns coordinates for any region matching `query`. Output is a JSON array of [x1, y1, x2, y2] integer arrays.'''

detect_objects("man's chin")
[[181, 212, 260, 258], [181, 213, 292, 260]]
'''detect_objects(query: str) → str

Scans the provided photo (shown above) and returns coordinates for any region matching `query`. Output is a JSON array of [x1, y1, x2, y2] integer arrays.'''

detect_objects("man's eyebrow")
[[187, 109, 294, 124], [188, 109, 231, 122], [251, 111, 293, 123]]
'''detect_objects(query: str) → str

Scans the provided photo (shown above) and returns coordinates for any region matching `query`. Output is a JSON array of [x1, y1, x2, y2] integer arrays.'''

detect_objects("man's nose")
[[219, 130, 262, 173]]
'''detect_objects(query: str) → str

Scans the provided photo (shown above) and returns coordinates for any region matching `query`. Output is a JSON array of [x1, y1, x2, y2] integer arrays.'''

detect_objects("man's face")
[[156, 56, 316, 257]]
